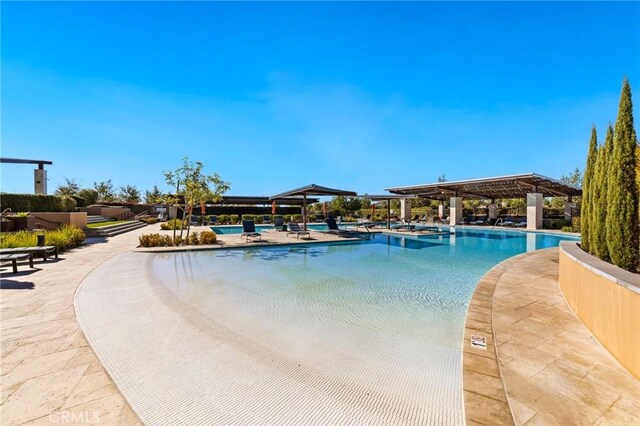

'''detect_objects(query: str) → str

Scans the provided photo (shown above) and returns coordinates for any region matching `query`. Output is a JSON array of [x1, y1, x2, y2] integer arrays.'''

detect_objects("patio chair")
[[286, 223, 311, 239], [241, 220, 262, 242], [190, 215, 200, 226], [273, 216, 286, 231], [262, 215, 272, 224], [209, 215, 218, 225]]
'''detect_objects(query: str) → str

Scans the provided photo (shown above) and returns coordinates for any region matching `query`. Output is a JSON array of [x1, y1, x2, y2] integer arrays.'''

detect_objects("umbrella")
[[272, 200, 277, 215], [200, 202, 206, 215]]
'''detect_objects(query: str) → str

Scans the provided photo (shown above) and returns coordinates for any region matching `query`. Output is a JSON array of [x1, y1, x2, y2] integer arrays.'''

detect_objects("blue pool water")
[[148, 229, 578, 423]]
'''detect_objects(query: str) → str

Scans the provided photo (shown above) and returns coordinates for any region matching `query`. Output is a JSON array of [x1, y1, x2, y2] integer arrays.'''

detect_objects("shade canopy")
[[217, 196, 318, 206], [386, 173, 582, 201], [270, 184, 357, 230], [270, 184, 358, 199]]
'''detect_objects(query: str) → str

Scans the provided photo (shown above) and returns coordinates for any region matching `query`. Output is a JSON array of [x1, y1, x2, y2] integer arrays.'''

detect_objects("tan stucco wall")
[[28, 212, 88, 230], [558, 242, 640, 379], [99, 207, 130, 218]]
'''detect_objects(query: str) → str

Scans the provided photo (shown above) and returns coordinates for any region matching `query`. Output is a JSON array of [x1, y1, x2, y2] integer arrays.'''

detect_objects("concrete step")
[[87, 215, 113, 224], [85, 221, 147, 237]]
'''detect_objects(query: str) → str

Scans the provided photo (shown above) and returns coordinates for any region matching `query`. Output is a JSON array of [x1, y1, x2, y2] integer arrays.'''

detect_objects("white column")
[[400, 199, 412, 221], [34, 169, 47, 195], [488, 204, 498, 220], [527, 193, 543, 230], [450, 197, 463, 226], [564, 200, 576, 221], [526, 233, 537, 252], [438, 203, 444, 219]]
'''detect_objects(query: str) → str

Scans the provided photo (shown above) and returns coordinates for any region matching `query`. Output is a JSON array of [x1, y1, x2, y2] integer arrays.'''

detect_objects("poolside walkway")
[[463, 248, 640, 425], [0, 224, 362, 425]]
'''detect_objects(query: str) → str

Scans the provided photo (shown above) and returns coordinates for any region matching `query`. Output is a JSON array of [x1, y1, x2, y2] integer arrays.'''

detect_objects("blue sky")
[[2, 1, 639, 198]]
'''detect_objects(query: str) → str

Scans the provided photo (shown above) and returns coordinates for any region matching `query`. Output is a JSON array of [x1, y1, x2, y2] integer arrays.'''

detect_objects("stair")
[[85, 220, 147, 237], [87, 215, 113, 224]]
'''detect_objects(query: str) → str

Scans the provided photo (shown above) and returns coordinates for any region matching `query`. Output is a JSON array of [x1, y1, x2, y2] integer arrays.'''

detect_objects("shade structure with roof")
[[358, 194, 417, 229], [270, 184, 357, 230], [385, 172, 582, 230]]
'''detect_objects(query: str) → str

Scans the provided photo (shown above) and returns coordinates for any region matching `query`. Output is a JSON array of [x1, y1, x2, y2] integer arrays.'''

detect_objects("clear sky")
[[2, 1, 639, 198]]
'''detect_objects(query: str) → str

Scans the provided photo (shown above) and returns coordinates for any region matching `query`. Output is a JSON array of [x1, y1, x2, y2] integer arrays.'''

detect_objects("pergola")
[[358, 194, 417, 229], [270, 184, 357, 230], [386, 173, 581, 200], [386, 173, 582, 229]]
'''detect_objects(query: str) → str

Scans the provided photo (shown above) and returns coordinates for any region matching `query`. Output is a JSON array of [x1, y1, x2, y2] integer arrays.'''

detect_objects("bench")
[[0, 253, 34, 273], [0, 246, 59, 262]]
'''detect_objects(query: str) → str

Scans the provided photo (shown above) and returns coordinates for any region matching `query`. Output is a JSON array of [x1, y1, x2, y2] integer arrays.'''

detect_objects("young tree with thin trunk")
[[581, 126, 598, 253], [164, 157, 230, 245], [606, 78, 639, 272]]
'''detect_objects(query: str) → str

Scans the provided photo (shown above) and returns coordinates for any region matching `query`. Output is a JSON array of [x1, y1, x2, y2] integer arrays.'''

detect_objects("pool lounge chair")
[[209, 215, 218, 225], [241, 220, 262, 242], [326, 217, 352, 237], [262, 215, 272, 224], [500, 217, 514, 227], [514, 218, 527, 228], [273, 216, 286, 231], [286, 223, 311, 239]]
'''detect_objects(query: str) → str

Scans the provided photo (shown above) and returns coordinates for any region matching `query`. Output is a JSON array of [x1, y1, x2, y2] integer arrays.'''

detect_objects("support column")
[[450, 197, 463, 226], [488, 203, 498, 220], [564, 199, 576, 221], [34, 169, 47, 195], [400, 199, 412, 221], [527, 193, 543, 230], [438, 203, 444, 220]]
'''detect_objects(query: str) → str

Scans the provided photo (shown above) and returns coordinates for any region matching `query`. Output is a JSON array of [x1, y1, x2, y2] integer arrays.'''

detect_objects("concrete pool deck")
[[1, 224, 637, 425]]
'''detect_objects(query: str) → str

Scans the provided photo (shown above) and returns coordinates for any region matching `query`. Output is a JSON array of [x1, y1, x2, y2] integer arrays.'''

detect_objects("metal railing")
[[491, 218, 504, 230]]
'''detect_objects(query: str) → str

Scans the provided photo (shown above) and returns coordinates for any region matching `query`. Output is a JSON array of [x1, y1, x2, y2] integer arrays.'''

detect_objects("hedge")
[[0, 193, 66, 212]]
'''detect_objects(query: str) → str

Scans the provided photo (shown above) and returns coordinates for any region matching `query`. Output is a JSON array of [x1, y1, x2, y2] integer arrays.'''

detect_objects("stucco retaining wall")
[[558, 241, 640, 379]]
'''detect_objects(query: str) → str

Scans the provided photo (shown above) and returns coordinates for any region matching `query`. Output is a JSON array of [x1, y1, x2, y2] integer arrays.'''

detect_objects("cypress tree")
[[581, 126, 598, 253], [591, 126, 613, 260], [606, 78, 639, 272]]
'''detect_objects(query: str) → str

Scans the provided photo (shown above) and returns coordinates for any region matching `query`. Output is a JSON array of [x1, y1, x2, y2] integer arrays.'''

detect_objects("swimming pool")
[[139, 229, 577, 424]]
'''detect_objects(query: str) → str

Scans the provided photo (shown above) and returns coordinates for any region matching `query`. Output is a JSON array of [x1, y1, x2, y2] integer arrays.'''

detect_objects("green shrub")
[[229, 214, 239, 224], [189, 232, 200, 245], [217, 214, 229, 224], [160, 219, 185, 230], [0, 225, 85, 251], [60, 195, 77, 212], [139, 217, 158, 224], [139, 233, 163, 247], [0, 193, 65, 212], [199, 231, 217, 244], [291, 214, 303, 223]]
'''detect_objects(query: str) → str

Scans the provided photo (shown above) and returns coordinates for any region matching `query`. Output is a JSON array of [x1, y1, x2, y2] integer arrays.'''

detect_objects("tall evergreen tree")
[[606, 78, 639, 271], [581, 126, 598, 253], [591, 126, 613, 260]]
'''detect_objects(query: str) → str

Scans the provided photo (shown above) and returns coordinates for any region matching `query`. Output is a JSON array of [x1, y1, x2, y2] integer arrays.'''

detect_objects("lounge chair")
[[326, 217, 352, 237], [241, 220, 262, 242], [190, 215, 200, 226], [209, 215, 218, 225], [286, 223, 311, 239], [470, 217, 485, 225], [514, 218, 527, 228], [262, 215, 272, 224], [500, 217, 514, 227], [0, 253, 34, 273], [273, 216, 286, 231]]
